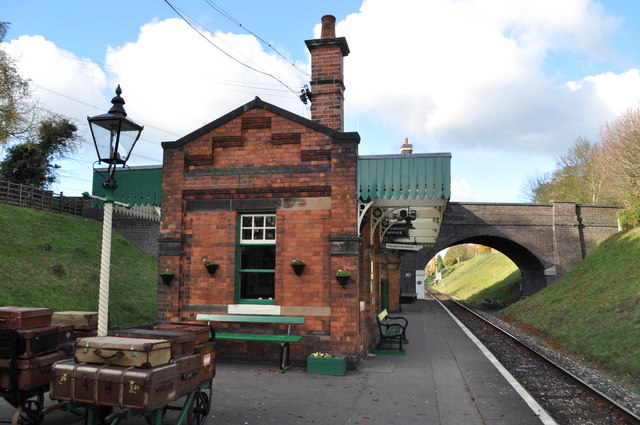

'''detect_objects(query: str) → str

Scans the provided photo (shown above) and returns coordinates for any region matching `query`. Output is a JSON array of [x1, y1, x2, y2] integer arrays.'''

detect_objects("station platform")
[[1, 298, 555, 424]]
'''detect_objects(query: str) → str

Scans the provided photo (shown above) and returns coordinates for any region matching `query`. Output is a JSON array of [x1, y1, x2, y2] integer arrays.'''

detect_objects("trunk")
[[0, 307, 53, 329], [154, 323, 211, 345], [110, 328, 196, 358], [172, 354, 202, 395], [50, 360, 180, 411], [74, 336, 171, 368], [0, 351, 66, 391], [0, 326, 59, 358], [194, 342, 216, 380], [52, 311, 98, 331]]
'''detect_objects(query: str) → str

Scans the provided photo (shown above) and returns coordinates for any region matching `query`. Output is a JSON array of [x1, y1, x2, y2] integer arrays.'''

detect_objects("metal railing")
[[0, 180, 84, 216]]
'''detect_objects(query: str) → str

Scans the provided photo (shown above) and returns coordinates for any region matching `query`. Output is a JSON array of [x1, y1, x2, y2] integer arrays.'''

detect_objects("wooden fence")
[[0, 180, 84, 216]]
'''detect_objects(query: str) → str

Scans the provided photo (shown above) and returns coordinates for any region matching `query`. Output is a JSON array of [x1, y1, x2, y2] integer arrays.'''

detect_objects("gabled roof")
[[161, 96, 360, 150]]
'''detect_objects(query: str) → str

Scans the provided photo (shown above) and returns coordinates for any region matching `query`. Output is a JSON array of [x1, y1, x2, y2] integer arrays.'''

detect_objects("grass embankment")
[[430, 252, 522, 307], [501, 228, 640, 387], [0, 203, 157, 328], [433, 230, 640, 391]]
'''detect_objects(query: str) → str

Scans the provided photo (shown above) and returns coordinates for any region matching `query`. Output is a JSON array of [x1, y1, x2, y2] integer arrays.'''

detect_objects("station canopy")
[[357, 153, 451, 247]]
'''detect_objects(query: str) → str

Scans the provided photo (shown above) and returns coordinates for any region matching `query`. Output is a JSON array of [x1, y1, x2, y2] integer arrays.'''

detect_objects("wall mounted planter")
[[160, 273, 174, 285], [291, 263, 305, 276], [205, 264, 219, 275], [307, 354, 346, 376], [336, 275, 350, 287]]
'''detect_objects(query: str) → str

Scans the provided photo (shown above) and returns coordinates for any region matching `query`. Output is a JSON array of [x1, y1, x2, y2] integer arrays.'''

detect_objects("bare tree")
[[598, 107, 640, 208]]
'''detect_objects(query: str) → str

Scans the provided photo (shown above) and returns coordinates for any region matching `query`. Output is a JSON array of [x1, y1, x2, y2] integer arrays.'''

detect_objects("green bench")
[[196, 313, 304, 372], [375, 309, 408, 353]]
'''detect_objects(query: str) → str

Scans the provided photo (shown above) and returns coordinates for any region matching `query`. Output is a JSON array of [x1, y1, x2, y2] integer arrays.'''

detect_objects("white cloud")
[[450, 179, 477, 202], [335, 0, 632, 155]]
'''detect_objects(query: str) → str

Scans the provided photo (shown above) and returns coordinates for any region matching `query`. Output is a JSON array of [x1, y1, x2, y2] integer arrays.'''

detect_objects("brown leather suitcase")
[[57, 324, 75, 344], [0, 306, 53, 328], [74, 336, 171, 368], [9, 326, 59, 358], [50, 360, 179, 411], [0, 350, 65, 391], [154, 323, 211, 345], [172, 354, 202, 396], [52, 311, 98, 331], [110, 328, 196, 358], [194, 342, 216, 380]]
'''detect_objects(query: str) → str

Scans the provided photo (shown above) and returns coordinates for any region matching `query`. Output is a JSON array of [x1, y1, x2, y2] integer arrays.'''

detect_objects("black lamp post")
[[86, 85, 143, 336]]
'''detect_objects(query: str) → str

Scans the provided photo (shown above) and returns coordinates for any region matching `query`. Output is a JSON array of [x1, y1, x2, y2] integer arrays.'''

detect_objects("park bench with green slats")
[[196, 314, 304, 372], [375, 309, 408, 353]]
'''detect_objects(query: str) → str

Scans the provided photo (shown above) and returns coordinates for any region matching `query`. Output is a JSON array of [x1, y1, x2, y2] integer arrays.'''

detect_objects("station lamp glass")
[[88, 85, 144, 189]]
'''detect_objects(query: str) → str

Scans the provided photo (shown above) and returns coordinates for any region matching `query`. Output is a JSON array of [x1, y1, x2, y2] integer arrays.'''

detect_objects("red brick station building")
[[101, 16, 450, 365]]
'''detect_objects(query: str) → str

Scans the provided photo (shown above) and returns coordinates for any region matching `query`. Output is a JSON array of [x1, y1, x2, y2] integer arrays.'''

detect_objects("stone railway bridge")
[[400, 201, 621, 297]]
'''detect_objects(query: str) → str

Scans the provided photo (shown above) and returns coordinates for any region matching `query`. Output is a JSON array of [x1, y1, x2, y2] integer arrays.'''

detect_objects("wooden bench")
[[375, 309, 408, 352], [196, 314, 304, 372]]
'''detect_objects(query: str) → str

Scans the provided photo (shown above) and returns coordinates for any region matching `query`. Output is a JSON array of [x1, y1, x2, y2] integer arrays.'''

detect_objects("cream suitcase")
[[74, 336, 171, 368]]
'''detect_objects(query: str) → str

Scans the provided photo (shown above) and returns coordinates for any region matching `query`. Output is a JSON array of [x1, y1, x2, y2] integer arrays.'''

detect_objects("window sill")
[[228, 304, 281, 315]]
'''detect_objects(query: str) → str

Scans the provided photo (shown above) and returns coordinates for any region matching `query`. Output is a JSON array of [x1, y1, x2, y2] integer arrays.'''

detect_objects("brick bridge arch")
[[400, 201, 620, 296]]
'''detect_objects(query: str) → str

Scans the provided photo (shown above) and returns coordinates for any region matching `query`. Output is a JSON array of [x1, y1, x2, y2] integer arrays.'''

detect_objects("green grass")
[[501, 228, 640, 387], [0, 203, 158, 328], [431, 252, 522, 307]]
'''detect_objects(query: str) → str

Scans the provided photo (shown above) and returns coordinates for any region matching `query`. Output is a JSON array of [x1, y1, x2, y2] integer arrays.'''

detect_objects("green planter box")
[[307, 355, 346, 376]]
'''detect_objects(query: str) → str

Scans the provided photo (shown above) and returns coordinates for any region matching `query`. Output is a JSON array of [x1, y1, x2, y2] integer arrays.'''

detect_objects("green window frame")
[[236, 213, 276, 304]]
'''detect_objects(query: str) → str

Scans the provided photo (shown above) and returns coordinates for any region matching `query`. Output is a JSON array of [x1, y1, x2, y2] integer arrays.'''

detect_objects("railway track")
[[426, 288, 640, 425]]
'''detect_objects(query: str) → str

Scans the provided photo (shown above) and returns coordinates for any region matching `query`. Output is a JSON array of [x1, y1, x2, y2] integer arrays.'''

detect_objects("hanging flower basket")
[[336, 275, 350, 287], [335, 269, 351, 287], [203, 260, 219, 275], [291, 259, 305, 276], [159, 270, 174, 285]]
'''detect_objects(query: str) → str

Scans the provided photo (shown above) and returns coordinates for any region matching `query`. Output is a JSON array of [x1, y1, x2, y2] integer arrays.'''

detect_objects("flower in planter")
[[335, 269, 351, 277], [291, 259, 305, 265], [310, 352, 333, 358], [159, 269, 173, 275], [203, 259, 218, 266]]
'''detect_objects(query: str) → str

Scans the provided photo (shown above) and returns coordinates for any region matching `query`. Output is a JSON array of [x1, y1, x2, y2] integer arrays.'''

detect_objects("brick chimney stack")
[[305, 15, 350, 131], [400, 138, 413, 154]]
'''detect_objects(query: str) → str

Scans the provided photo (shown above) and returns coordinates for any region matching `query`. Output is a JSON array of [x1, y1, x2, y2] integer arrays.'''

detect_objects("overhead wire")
[[201, 0, 310, 78], [163, 0, 303, 98]]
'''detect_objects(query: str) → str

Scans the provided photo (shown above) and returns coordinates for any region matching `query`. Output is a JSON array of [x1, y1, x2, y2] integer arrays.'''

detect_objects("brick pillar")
[[305, 15, 350, 131], [552, 202, 584, 277]]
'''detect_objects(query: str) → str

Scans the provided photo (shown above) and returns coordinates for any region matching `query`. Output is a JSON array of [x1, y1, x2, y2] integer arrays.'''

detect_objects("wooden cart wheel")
[[187, 390, 211, 425], [11, 399, 43, 425]]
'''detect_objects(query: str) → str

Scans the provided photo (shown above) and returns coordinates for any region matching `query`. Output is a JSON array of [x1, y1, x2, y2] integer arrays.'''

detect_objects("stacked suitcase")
[[0, 306, 72, 395], [50, 323, 215, 411]]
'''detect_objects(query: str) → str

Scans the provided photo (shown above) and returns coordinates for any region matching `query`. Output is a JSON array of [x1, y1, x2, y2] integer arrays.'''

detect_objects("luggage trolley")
[[49, 330, 216, 425]]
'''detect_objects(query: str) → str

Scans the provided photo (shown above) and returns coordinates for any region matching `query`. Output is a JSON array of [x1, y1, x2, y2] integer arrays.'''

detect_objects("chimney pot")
[[321, 15, 336, 38]]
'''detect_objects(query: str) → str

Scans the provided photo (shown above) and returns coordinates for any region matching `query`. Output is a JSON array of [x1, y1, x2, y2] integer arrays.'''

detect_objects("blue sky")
[[3, 0, 640, 202]]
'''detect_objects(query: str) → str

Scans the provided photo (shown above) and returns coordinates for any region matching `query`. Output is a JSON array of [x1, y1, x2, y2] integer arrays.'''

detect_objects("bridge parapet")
[[402, 201, 620, 298]]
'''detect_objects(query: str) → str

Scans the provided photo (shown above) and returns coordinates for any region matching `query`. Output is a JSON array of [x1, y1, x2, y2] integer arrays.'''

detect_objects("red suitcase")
[[0, 306, 53, 328], [0, 350, 65, 391], [154, 323, 211, 345], [110, 328, 196, 358]]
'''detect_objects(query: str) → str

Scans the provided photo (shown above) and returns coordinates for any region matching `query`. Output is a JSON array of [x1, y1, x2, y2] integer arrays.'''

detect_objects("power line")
[[163, 0, 301, 98], [201, 0, 310, 78]]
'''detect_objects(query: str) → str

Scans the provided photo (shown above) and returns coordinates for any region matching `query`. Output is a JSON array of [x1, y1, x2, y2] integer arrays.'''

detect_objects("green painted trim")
[[216, 333, 302, 342], [371, 349, 406, 355], [197, 314, 304, 324]]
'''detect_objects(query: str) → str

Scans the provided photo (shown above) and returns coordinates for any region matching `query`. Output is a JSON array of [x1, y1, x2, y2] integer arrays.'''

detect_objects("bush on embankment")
[[0, 203, 157, 328]]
